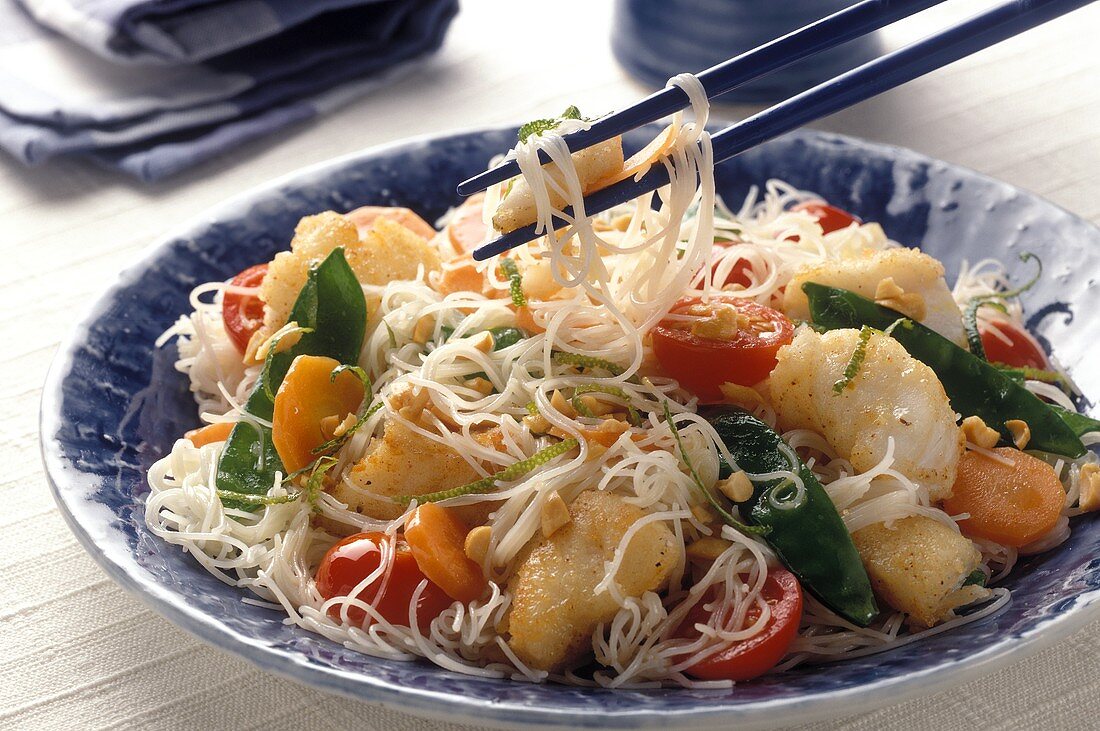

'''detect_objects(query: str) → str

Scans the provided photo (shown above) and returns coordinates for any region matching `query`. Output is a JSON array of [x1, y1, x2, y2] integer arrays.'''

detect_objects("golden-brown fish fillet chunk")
[[505, 490, 679, 672], [768, 327, 963, 500], [330, 420, 500, 527], [245, 213, 440, 362], [492, 137, 624, 234], [852, 516, 985, 627], [783, 248, 966, 346]]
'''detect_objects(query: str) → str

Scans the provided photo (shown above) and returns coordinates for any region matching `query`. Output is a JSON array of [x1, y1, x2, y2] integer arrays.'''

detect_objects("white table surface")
[[6, 1, 1100, 729]]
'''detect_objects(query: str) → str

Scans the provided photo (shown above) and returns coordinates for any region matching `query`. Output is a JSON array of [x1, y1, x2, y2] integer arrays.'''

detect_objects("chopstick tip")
[[456, 179, 481, 196]]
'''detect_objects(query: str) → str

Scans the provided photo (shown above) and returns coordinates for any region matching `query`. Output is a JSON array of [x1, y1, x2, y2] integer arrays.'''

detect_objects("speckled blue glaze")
[[611, 0, 884, 102], [42, 127, 1100, 730]]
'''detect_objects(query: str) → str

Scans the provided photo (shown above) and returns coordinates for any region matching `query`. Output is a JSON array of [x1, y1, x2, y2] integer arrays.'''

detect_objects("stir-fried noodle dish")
[[148, 76, 1100, 687]]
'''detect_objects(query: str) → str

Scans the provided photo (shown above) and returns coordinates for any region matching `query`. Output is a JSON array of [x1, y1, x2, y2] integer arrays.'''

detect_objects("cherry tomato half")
[[315, 532, 453, 631], [678, 567, 803, 682], [652, 295, 794, 402], [792, 200, 861, 234], [979, 320, 1048, 370], [222, 263, 268, 355]]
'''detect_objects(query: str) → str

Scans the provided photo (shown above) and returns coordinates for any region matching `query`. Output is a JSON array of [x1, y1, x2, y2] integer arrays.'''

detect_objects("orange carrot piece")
[[185, 421, 235, 447], [432, 253, 489, 297], [515, 305, 545, 334], [272, 355, 365, 473], [446, 193, 488, 253], [404, 503, 486, 603], [943, 447, 1065, 547]]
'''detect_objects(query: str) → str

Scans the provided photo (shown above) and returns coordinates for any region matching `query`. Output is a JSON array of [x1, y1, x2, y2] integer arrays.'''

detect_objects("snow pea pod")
[[1049, 404, 1100, 439], [216, 248, 367, 503], [487, 326, 526, 350], [804, 283, 1086, 459], [702, 406, 879, 627]]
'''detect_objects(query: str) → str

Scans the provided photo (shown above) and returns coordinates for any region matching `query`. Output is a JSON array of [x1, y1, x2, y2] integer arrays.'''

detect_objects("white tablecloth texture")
[[6, 2, 1100, 728]]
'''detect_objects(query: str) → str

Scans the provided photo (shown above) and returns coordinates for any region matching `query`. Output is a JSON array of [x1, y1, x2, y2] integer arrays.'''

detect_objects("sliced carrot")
[[943, 447, 1065, 547], [404, 502, 486, 603], [446, 193, 488, 253], [432, 253, 489, 297], [185, 421, 235, 447], [272, 355, 365, 473], [344, 205, 436, 240], [515, 305, 545, 334], [591, 125, 678, 189]]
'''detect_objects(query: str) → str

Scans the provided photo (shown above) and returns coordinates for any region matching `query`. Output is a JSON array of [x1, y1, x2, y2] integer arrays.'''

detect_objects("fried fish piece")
[[246, 213, 440, 362], [769, 327, 963, 501], [504, 490, 679, 672], [783, 248, 966, 346], [853, 516, 986, 628]]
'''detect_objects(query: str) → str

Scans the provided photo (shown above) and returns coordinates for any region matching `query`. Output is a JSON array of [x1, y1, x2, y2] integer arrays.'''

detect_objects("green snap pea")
[[487, 326, 526, 350], [703, 406, 879, 627]]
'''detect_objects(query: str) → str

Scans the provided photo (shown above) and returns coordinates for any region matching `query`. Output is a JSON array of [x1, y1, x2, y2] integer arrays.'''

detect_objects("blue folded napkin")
[[0, 0, 457, 180]]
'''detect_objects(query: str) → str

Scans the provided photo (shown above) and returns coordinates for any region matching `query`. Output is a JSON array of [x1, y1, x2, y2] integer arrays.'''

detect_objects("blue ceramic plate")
[[42, 127, 1100, 730]]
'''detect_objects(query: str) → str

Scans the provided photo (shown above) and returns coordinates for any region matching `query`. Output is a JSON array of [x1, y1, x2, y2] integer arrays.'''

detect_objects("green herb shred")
[[574, 384, 630, 400], [963, 299, 1007, 359], [500, 257, 526, 308], [330, 364, 372, 397], [833, 325, 874, 394], [309, 399, 382, 456], [303, 456, 338, 511], [552, 351, 624, 375], [398, 438, 579, 504], [517, 105, 582, 142], [994, 364, 1072, 391], [304, 365, 377, 457], [217, 454, 337, 508], [962, 252, 1042, 360], [215, 488, 301, 506]]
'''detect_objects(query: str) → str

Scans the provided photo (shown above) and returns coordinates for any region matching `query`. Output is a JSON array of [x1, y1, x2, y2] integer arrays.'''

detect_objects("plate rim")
[[40, 124, 1100, 730]]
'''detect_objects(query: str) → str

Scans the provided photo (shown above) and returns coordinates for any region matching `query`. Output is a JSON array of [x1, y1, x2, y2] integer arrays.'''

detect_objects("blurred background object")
[[611, 0, 884, 101], [0, 0, 457, 181]]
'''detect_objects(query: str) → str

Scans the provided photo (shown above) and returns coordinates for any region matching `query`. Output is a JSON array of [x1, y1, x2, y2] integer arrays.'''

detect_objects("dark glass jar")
[[611, 0, 883, 103]]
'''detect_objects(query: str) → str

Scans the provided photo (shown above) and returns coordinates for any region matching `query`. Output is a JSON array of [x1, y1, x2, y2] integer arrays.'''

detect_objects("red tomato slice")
[[652, 295, 794, 402], [678, 567, 803, 682], [979, 320, 1048, 370], [792, 200, 861, 234], [315, 532, 453, 631], [222, 263, 268, 355]]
